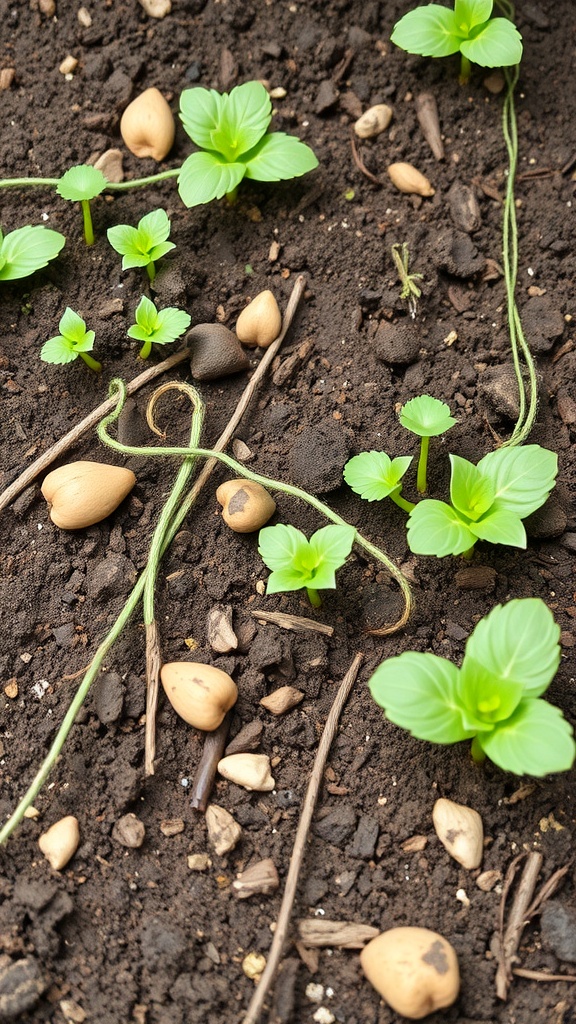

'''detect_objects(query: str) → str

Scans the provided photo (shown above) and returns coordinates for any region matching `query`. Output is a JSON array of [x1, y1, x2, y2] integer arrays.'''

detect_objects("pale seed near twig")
[[160, 662, 238, 731], [432, 797, 483, 870], [260, 686, 304, 715], [360, 927, 460, 1018], [205, 804, 242, 856], [387, 162, 435, 197], [354, 104, 393, 139], [41, 461, 136, 530], [216, 479, 276, 533], [235, 290, 282, 348], [243, 953, 267, 982], [217, 753, 275, 791], [38, 816, 80, 870]]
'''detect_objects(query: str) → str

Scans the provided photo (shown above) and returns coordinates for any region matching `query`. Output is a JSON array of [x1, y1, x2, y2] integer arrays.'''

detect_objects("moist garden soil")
[[1, 2, 576, 1022]]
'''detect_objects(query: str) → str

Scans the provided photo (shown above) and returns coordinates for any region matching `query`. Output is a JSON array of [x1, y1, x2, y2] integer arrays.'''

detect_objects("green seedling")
[[40, 307, 101, 371], [391, 243, 423, 318], [407, 444, 557, 557], [127, 295, 191, 359], [369, 598, 575, 776], [400, 395, 456, 493], [344, 451, 415, 513], [0, 224, 66, 281], [258, 523, 355, 607], [178, 80, 318, 207], [56, 165, 107, 244], [391, 0, 523, 83], [107, 208, 175, 284]]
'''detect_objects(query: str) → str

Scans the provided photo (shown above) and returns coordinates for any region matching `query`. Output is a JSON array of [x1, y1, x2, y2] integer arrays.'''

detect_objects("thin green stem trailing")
[[0, 169, 181, 193], [416, 436, 430, 494], [79, 352, 102, 373], [390, 490, 415, 514], [0, 177, 60, 189]]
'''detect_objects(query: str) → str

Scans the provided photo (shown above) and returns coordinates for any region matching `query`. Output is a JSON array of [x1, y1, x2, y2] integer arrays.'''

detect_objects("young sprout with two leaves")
[[344, 452, 415, 513], [407, 443, 557, 557], [369, 598, 575, 776], [391, 0, 523, 83], [127, 295, 191, 359], [107, 209, 175, 284], [0, 224, 65, 281], [40, 307, 101, 372], [400, 395, 456, 493], [258, 523, 355, 608], [391, 242, 423, 319], [56, 165, 108, 245], [178, 80, 318, 207]]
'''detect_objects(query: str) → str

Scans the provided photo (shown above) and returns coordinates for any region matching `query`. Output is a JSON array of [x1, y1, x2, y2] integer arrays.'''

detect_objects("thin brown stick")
[[513, 968, 576, 983], [495, 852, 543, 1000], [189, 711, 232, 812], [0, 348, 191, 514], [350, 131, 382, 187], [144, 621, 162, 776], [241, 652, 364, 1024], [250, 610, 334, 636]]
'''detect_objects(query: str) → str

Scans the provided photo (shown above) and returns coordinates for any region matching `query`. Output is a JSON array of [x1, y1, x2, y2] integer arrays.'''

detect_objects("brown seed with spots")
[[360, 927, 460, 1019], [216, 479, 276, 533]]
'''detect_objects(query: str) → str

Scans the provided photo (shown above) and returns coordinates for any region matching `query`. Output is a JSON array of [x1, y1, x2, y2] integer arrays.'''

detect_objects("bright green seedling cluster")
[[344, 451, 415, 513], [107, 209, 175, 284], [41, 307, 101, 372], [0, 224, 66, 281], [400, 395, 456, 493], [369, 598, 575, 776], [127, 295, 191, 359], [407, 444, 557, 557], [391, 0, 523, 82], [56, 165, 108, 245], [258, 523, 355, 607], [178, 80, 318, 207]]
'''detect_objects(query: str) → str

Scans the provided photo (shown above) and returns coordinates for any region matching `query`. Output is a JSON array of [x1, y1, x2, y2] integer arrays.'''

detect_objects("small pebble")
[[187, 853, 211, 871], [188, 324, 250, 381], [112, 813, 145, 848], [77, 7, 92, 26], [59, 55, 78, 75]]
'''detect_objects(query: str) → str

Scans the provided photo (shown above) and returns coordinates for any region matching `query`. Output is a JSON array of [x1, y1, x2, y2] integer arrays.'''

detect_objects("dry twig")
[[250, 609, 334, 636]]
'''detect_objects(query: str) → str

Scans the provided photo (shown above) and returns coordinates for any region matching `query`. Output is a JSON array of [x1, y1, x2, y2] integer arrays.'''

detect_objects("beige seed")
[[354, 104, 393, 139], [432, 797, 483, 870], [38, 815, 80, 871], [387, 162, 435, 197], [217, 753, 275, 791]]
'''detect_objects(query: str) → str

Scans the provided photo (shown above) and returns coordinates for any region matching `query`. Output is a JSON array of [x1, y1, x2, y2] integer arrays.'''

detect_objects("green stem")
[[146, 262, 156, 284], [0, 177, 60, 189], [225, 186, 239, 205], [139, 341, 152, 360], [306, 588, 322, 608], [105, 168, 181, 191], [459, 54, 472, 84], [470, 736, 486, 763], [461, 546, 475, 560], [416, 436, 429, 494], [390, 490, 415, 514], [79, 352, 102, 372], [81, 199, 94, 246]]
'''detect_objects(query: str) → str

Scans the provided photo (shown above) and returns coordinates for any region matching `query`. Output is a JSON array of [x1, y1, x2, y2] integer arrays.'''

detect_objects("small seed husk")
[[160, 662, 238, 731], [354, 103, 393, 139], [415, 93, 444, 161], [360, 927, 460, 1019], [432, 797, 483, 870], [216, 479, 276, 533], [260, 686, 304, 715], [233, 858, 280, 899], [217, 753, 275, 791], [38, 816, 80, 871], [120, 87, 175, 161], [205, 804, 242, 856], [235, 290, 282, 348], [387, 162, 435, 197]]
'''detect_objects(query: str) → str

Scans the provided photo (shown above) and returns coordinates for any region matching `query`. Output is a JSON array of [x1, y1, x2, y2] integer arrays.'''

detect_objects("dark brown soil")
[[1, 2, 575, 1023]]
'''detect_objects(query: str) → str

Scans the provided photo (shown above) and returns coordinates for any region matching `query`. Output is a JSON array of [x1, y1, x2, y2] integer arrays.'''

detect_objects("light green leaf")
[[154, 306, 191, 345], [265, 566, 310, 595], [148, 241, 175, 262], [133, 295, 160, 335], [57, 165, 107, 201], [121, 252, 154, 271], [400, 395, 456, 437], [243, 133, 319, 182], [107, 224, 141, 257], [459, 656, 523, 727], [344, 451, 412, 501], [369, 652, 474, 743], [470, 507, 526, 547], [59, 307, 89, 343], [476, 699, 575, 776], [476, 445, 558, 518], [407, 500, 476, 557], [258, 523, 309, 573], [461, 18, 523, 68], [137, 208, 171, 246], [454, 0, 493, 30], [220, 81, 272, 159], [0, 225, 66, 281], [463, 598, 561, 698], [178, 152, 246, 207], [180, 87, 225, 150], [126, 323, 150, 343], [40, 336, 77, 365], [308, 524, 355, 571], [449, 454, 495, 521], [391, 6, 463, 58]]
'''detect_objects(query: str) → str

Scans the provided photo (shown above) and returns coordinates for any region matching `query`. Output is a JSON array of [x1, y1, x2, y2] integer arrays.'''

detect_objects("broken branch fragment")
[[297, 919, 379, 948], [233, 859, 280, 899]]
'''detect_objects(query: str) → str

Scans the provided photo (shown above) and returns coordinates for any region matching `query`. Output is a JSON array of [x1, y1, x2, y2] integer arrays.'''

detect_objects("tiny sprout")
[[56, 165, 108, 245], [399, 395, 456, 494], [41, 307, 102, 371], [344, 452, 414, 513], [391, 242, 423, 319], [107, 208, 175, 284], [0, 224, 66, 281], [127, 295, 191, 359], [258, 523, 355, 608]]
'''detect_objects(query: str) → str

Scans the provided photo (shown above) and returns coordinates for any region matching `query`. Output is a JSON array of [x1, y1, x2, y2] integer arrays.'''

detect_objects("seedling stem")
[[81, 199, 95, 246], [417, 436, 429, 494]]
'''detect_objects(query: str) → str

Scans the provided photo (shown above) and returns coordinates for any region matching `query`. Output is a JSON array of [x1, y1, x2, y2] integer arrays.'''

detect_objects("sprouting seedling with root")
[[391, 243, 423, 318]]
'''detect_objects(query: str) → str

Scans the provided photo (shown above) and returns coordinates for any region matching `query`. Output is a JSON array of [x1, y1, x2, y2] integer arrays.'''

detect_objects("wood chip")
[[0, 68, 15, 90], [77, 7, 92, 26], [297, 919, 379, 949], [4, 679, 18, 699], [260, 686, 304, 715], [59, 55, 78, 75], [272, 338, 314, 387], [207, 604, 238, 653], [251, 609, 333, 636], [160, 818, 185, 837], [138, 0, 171, 16], [454, 565, 497, 590], [401, 834, 428, 853], [233, 858, 280, 899], [206, 805, 242, 856]]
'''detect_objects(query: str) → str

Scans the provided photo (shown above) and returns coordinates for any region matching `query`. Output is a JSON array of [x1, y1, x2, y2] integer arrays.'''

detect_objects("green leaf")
[[153, 306, 191, 345], [343, 451, 412, 501], [0, 225, 66, 281], [132, 295, 160, 335], [369, 652, 474, 743], [407, 500, 476, 557], [306, 525, 355, 588], [449, 454, 495, 521], [243, 133, 319, 182], [137, 208, 171, 246], [148, 241, 175, 262], [476, 699, 575, 776], [476, 445, 558, 518], [469, 507, 526, 547], [107, 224, 141, 257], [59, 307, 89, 344], [463, 599, 560, 698], [40, 335, 78, 365], [400, 395, 456, 437], [258, 523, 352, 595], [265, 566, 311, 595], [461, 18, 523, 68], [454, 0, 493, 30], [178, 152, 246, 207], [391, 6, 463, 58], [459, 656, 523, 726], [258, 523, 309, 573], [220, 81, 272, 159], [57, 165, 107, 201], [180, 87, 225, 150]]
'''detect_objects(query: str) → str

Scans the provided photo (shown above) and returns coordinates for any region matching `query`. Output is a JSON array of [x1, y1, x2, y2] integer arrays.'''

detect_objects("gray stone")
[[478, 363, 522, 420], [447, 181, 481, 234], [86, 553, 137, 603], [433, 230, 485, 278], [95, 671, 125, 724], [289, 422, 351, 493], [188, 324, 249, 381], [373, 319, 421, 365], [524, 494, 567, 539], [315, 79, 339, 114], [112, 813, 146, 848], [521, 296, 564, 353], [541, 901, 576, 962], [314, 804, 357, 847], [348, 814, 379, 859]]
